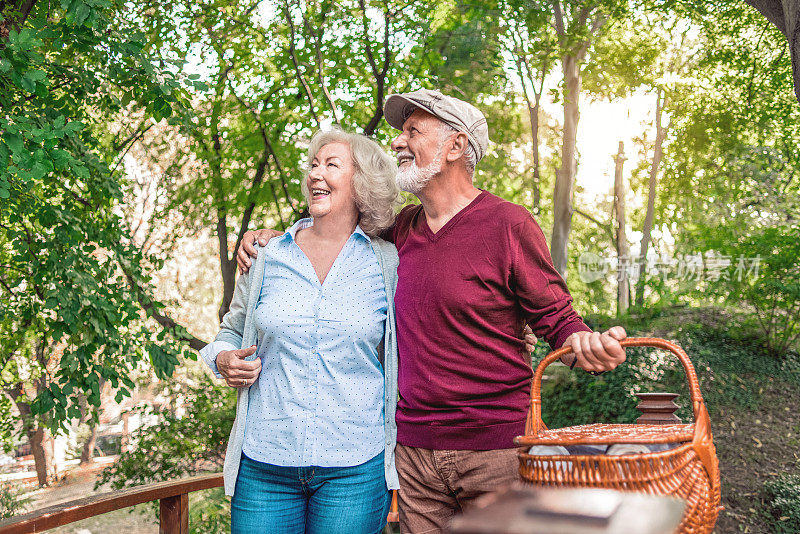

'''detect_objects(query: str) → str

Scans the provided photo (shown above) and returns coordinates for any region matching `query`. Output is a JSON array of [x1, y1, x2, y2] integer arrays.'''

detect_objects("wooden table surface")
[[446, 484, 685, 534]]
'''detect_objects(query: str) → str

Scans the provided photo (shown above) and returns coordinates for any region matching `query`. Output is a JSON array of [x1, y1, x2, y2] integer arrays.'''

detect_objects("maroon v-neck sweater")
[[386, 190, 591, 450]]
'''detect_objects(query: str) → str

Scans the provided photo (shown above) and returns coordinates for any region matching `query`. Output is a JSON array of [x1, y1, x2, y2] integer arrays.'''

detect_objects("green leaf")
[[20, 75, 36, 93], [4, 133, 23, 155], [31, 161, 49, 180], [72, 163, 89, 179], [25, 69, 46, 82], [64, 121, 84, 135], [121, 91, 134, 106], [75, 2, 91, 24]]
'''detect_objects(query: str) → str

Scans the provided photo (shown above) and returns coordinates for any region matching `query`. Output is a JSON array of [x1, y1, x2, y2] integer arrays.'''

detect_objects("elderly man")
[[235, 90, 627, 533]]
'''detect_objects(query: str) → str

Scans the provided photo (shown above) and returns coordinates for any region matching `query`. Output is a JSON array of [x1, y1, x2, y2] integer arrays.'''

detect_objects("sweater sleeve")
[[511, 214, 592, 350], [198, 254, 253, 375]]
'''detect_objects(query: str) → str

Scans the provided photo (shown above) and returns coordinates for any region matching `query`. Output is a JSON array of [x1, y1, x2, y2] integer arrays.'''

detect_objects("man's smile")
[[397, 152, 414, 166]]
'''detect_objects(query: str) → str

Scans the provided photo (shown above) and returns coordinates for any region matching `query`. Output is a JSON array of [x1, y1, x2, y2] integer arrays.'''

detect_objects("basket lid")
[[514, 423, 694, 447]]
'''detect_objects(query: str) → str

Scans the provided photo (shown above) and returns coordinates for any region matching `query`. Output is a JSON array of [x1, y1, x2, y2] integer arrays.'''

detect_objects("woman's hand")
[[217, 345, 262, 388]]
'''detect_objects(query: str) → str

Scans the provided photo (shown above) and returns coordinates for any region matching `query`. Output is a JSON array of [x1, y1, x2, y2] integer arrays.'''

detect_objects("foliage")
[[95, 373, 235, 531], [581, 14, 664, 100], [189, 487, 231, 534], [0, 0, 204, 449], [112, 0, 519, 325], [537, 308, 794, 428], [703, 226, 800, 358], [0, 395, 14, 453], [0, 482, 30, 519], [96, 375, 235, 490], [764, 474, 800, 533], [676, 140, 800, 357]]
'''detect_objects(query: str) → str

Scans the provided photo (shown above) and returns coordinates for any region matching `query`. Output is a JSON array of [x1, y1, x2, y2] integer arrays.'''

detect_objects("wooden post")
[[635, 393, 681, 425], [159, 493, 188, 534]]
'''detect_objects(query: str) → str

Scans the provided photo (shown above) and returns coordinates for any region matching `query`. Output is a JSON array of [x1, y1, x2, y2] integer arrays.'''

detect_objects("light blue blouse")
[[244, 218, 387, 467], [200, 218, 400, 495]]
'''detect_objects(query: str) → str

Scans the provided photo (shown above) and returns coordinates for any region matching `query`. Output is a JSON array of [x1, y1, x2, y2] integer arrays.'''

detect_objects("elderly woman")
[[199, 130, 400, 533]]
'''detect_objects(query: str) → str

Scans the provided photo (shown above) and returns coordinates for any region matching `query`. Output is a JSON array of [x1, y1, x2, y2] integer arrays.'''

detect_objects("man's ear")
[[445, 132, 469, 163]]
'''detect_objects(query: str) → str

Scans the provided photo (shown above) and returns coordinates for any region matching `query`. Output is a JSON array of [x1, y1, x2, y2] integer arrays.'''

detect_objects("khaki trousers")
[[395, 443, 520, 533]]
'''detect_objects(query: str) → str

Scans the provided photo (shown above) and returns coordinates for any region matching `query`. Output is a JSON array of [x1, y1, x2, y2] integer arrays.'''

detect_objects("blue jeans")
[[231, 452, 391, 534]]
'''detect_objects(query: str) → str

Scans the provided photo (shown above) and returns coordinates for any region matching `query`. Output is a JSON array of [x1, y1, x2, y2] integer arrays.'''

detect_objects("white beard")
[[396, 151, 443, 194]]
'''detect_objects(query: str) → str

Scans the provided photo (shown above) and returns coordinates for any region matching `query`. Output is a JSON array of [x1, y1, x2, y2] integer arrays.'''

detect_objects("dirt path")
[[713, 378, 800, 533]]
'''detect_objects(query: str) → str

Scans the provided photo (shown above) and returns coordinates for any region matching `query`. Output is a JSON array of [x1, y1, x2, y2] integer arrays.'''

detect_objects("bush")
[[189, 487, 230, 534], [96, 373, 235, 532], [701, 225, 800, 359], [96, 375, 235, 490], [0, 482, 30, 519], [537, 343, 691, 428], [764, 474, 800, 533], [535, 308, 794, 428]]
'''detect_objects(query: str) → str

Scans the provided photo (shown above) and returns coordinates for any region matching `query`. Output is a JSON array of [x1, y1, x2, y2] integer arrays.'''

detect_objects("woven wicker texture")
[[515, 338, 722, 534], [515, 423, 694, 445]]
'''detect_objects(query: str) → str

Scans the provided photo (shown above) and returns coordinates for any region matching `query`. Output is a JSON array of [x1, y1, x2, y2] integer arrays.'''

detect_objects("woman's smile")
[[307, 141, 358, 220]]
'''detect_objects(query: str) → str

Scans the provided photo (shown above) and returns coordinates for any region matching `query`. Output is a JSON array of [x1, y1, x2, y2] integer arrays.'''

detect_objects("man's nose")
[[390, 132, 406, 152]]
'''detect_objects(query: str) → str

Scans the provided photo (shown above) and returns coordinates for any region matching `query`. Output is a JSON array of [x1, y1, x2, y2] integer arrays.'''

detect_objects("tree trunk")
[[209, 87, 237, 323], [635, 90, 666, 307], [529, 97, 542, 214], [742, 0, 800, 104], [551, 53, 581, 280], [613, 141, 629, 315], [28, 425, 53, 486], [121, 411, 130, 453], [510, 44, 544, 215], [9, 379, 54, 487], [80, 420, 97, 465]]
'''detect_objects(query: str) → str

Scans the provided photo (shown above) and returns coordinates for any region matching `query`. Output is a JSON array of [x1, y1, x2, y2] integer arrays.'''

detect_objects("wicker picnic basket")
[[515, 338, 723, 534]]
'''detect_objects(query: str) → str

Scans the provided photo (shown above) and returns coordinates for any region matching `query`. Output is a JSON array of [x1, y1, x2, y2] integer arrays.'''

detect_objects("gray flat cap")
[[384, 89, 489, 162]]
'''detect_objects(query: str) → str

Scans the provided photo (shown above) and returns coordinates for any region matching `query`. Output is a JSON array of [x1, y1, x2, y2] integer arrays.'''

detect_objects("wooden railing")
[[0, 474, 399, 533], [0, 473, 222, 534]]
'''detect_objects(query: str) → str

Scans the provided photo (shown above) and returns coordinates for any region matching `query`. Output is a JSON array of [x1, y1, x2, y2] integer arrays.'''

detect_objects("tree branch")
[[307, 6, 340, 126], [360, 0, 392, 136], [0, 273, 15, 295], [283, 0, 321, 127], [230, 86, 300, 219], [110, 123, 154, 175], [553, 0, 566, 36], [0, 0, 38, 41], [574, 207, 614, 242], [576, 13, 607, 61], [118, 260, 207, 351]]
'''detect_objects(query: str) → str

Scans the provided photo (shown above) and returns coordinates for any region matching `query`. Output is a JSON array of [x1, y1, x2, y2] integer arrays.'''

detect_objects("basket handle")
[[525, 337, 708, 437]]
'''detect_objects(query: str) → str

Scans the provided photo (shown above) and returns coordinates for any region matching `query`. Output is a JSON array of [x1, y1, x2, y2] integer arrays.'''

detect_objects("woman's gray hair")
[[302, 129, 401, 236]]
